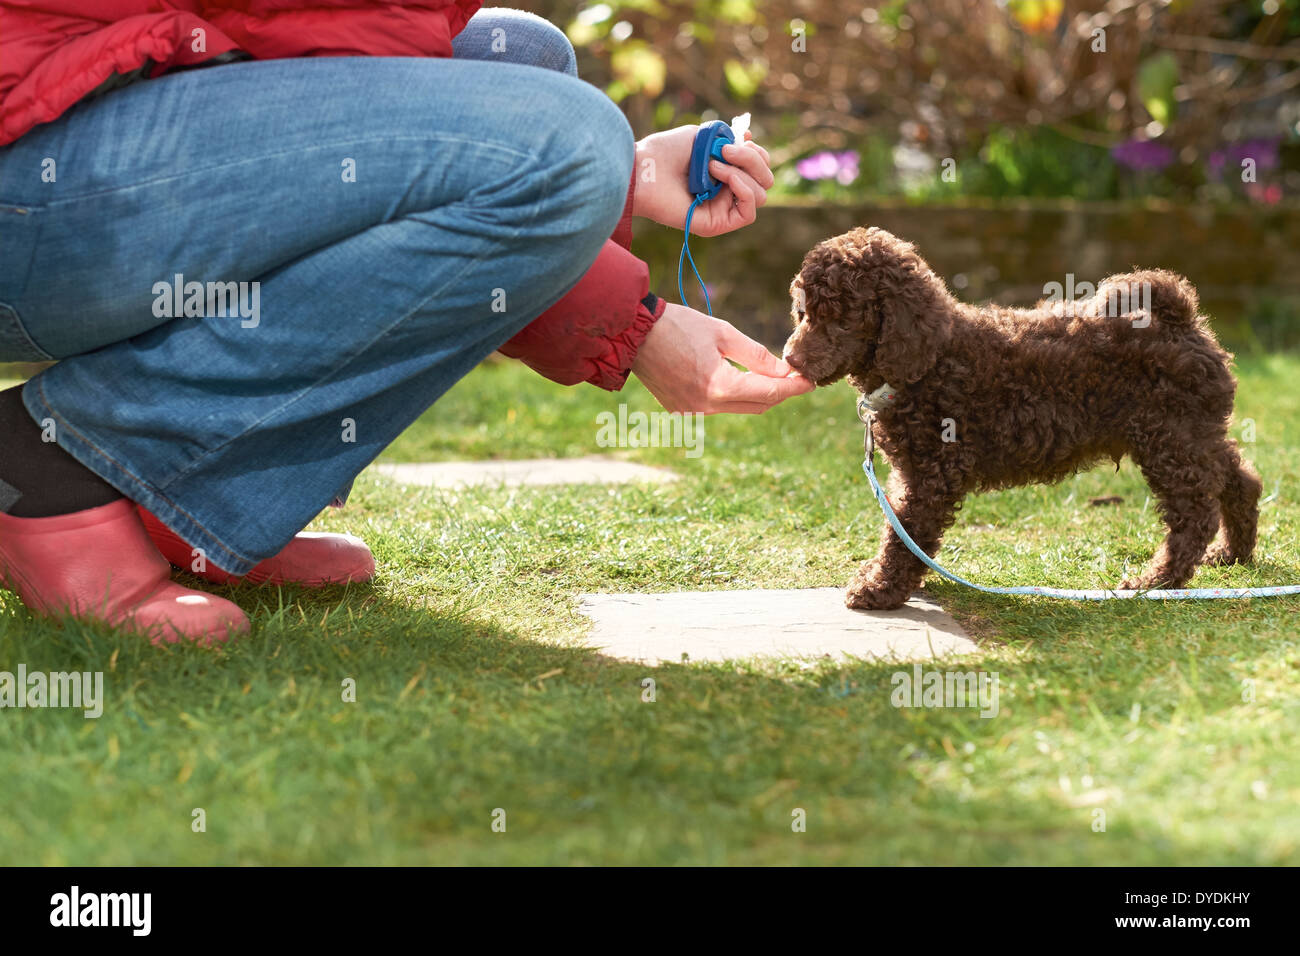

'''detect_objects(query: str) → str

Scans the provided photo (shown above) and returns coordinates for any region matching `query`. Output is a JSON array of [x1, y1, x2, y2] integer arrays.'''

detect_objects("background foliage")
[[524, 0, 1300, 202]]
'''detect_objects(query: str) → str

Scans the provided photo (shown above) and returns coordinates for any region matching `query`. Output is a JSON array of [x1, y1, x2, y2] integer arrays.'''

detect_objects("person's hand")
[[632, 125, 774, 237], [631, 303, 814, 414]]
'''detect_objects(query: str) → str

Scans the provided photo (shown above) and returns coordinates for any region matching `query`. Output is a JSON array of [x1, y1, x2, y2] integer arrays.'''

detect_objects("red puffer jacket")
[[0, 0, 660, 389]]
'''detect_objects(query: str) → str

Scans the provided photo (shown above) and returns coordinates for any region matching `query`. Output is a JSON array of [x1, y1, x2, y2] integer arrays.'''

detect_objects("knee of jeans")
[[573, 90, 635, 240], [528, 15, 579, 76], [485, 8, 578, 76]]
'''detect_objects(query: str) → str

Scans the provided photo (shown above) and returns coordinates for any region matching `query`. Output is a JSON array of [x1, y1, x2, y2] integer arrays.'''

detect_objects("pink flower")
[[796, 150, 860, 183]]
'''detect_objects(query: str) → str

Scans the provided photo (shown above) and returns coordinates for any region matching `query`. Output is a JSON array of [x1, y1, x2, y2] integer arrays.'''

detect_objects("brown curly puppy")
[[782, 226, 1261, 610]]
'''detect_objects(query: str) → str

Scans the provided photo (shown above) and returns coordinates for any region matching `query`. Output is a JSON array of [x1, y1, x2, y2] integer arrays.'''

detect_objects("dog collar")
[[862, 383, 897, 412], [855, 384, 896, 446], [852, 385, 894, 460]]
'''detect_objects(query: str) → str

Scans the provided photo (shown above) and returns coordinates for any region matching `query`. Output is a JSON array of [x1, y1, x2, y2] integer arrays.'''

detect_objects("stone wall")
[[5, 200, 1296, 385], [633, 199, 1300, 348]]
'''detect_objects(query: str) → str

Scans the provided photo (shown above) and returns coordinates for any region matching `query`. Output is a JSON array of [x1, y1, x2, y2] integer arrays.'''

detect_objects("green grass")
[[2, 354, 1298, 865]]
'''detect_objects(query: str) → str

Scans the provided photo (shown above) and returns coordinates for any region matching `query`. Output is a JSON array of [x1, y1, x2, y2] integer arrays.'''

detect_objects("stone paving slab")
[[373, 457, 678, 489], [578, 588, 975, 665]]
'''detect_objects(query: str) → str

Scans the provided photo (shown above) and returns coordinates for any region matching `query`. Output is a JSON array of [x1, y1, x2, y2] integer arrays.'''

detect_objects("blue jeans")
[[0, 9, 632, 574]]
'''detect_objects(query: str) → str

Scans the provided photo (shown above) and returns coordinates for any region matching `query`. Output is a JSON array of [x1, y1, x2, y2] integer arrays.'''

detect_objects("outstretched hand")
[[631, 125, 774, 237], [631, 303, 814, 414]]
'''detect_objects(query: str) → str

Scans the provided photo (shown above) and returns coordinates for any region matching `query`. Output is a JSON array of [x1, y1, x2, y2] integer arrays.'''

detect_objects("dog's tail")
[[1098, 269, 1199, 327]]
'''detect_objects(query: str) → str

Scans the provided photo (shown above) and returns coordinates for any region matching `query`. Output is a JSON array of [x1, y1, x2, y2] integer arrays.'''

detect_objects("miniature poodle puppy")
[[782, 226, 1261, 610]]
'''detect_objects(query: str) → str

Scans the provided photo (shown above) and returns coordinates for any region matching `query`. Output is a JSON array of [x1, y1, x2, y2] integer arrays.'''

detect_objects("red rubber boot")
[[0, 500, 250, 644], [137, 507, 376, 587]]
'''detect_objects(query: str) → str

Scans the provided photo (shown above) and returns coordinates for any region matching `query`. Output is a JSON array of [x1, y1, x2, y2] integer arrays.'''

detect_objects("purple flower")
[[834, 152, 860, 185], [1111, 138, 1175, 172], [796, 150, 860, 183], [796, 151, 835, 179], [1207, 137, 1282, 181]]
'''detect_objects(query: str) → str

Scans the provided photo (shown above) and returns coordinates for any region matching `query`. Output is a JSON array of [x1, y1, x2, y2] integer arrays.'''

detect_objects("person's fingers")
[[703, 401, 776, 415], [694, 167, 757, 236], [781, 373, 817, 395], [710, 160, 767, 210], [763, 372, 816, 399], [721, 142, 775, 189], [719, 164, 767, 213], [714, 321, 798, 377], [709, 163, 761, 224], [740, 130, 772, 165], [709, 159, 762, 198], [705, 366, 815, 409]]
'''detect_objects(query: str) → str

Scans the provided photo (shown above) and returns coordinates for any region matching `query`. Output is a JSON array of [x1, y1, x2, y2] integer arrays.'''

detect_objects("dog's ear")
[[799, 245, 868, 324], [873, 262, 954, 385]]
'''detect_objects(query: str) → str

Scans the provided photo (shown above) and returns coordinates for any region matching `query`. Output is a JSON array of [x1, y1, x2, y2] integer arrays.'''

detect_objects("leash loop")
[[677, 195, 712, 314]]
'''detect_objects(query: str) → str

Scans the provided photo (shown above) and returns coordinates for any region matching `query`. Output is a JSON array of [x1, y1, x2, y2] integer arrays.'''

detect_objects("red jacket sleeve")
[[499, 174, 665, 391]]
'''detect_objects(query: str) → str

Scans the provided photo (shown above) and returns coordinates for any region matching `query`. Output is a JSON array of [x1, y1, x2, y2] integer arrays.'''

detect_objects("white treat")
[[730, 112, 751, 141]]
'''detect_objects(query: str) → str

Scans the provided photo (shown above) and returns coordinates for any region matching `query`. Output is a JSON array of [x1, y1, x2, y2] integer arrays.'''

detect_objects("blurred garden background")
[[3, 0, 1296, 388], [533, 0, 1300, 350]]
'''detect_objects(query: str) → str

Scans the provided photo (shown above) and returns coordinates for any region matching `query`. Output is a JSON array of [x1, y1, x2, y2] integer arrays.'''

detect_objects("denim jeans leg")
[[0, 56, 632, 573], [317, 6, 584, 515]]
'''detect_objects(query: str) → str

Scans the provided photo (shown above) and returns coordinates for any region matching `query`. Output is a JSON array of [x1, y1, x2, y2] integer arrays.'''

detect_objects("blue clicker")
[[679, 119, 738, 314], [687, 120, 735, 201]]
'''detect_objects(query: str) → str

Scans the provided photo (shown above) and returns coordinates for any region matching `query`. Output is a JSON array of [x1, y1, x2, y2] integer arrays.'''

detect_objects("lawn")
[[1, 352, 1297, 865]]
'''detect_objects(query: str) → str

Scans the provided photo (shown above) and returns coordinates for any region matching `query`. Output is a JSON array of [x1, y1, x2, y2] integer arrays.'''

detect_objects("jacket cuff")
[[611, 168, 636, 250], [592, 291, 665, 390], [499, 239, 663, 391]]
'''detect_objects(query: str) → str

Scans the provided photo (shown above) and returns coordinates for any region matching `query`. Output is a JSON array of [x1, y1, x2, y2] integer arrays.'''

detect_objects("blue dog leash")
[[678, 117, 745, 315], [678, 195, 711, 314], [856, 396, 1300, 600]]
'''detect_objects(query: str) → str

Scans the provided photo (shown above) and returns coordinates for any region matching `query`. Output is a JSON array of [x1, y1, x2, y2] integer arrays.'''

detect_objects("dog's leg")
[[1203, 441, 1262, 567], [847, 468, 961, 611], [1120, 444, 1223, 590]]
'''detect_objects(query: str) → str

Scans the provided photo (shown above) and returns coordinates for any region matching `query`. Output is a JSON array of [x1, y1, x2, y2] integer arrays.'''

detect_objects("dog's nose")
[[782, 349, 802, 370]]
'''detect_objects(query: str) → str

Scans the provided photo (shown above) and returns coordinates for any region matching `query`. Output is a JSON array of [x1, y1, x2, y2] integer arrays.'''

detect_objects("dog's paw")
[[1117, 570, 1187, 592], [845, 583, 909, 611], [1201, 542, 1245, 568], [1116, 575, 1154, 592]]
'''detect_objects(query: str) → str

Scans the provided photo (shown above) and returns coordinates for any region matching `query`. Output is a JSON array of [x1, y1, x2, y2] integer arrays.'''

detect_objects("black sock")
[[0, 384, 123, 518]]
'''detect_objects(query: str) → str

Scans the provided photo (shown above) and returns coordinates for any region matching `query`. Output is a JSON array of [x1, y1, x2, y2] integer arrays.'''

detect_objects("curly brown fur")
[[782, 226, 1262, 610]]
